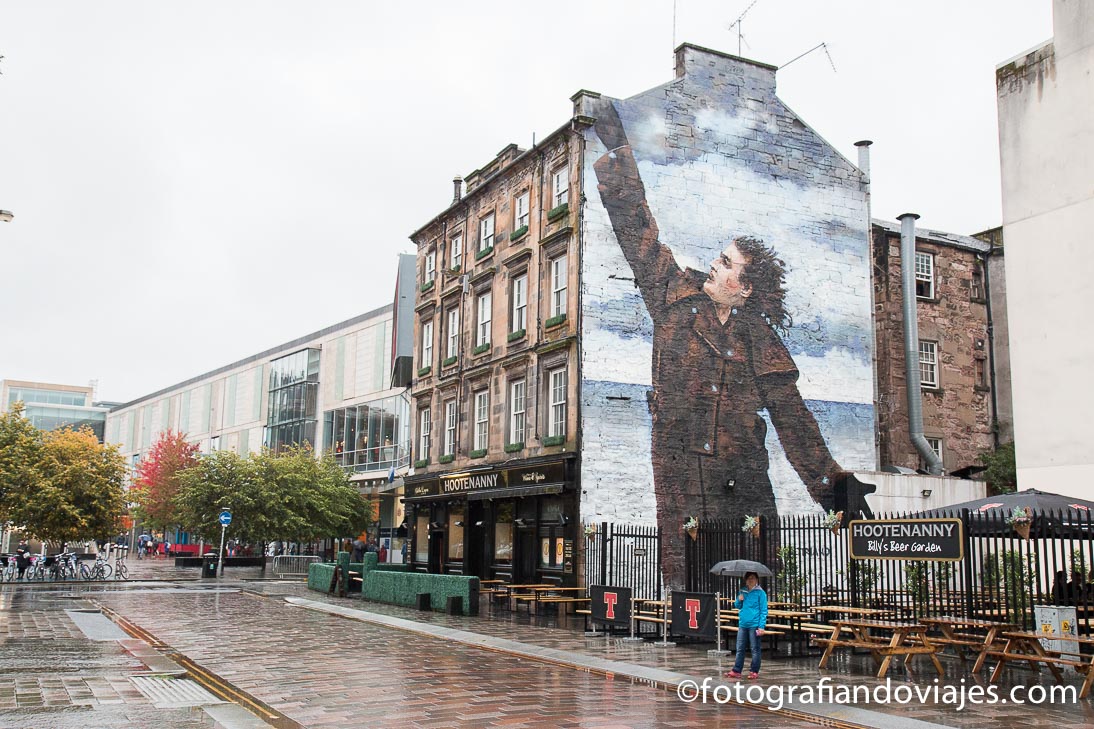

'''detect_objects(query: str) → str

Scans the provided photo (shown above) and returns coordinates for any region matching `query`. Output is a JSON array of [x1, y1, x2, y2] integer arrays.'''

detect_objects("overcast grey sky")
[[0, 1, 1052, 403]]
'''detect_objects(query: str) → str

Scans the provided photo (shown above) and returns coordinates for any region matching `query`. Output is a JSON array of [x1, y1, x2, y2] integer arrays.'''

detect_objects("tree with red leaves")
[[131, 430, 199, 534]]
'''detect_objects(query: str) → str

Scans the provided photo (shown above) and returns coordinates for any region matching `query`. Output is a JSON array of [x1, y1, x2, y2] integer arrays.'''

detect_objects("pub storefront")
[[401, 455, 578, 586]]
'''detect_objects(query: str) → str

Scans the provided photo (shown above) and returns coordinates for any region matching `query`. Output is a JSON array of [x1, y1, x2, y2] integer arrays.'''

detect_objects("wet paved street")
[[7, 557, 1094, 728]]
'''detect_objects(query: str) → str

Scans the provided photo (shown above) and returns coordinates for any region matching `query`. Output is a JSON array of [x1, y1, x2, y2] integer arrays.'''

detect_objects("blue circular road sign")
[[218, 510, 233, 526]]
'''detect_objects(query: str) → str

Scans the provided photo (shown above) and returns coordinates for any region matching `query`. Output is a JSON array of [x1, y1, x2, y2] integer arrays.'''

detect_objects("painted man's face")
[[702, 241, 752, 309]]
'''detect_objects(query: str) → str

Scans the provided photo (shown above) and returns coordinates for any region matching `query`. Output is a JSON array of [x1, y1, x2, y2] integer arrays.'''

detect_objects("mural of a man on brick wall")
[[592, 101, 865, 589]]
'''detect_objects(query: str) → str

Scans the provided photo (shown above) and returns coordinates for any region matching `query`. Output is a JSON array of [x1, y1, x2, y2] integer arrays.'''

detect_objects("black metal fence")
[[588, 509, 1094, 633], [583, 522, 661, 600]]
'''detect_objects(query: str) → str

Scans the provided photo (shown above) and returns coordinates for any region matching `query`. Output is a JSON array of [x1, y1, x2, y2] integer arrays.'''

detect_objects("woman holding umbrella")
[[725, 571, 768, 679]]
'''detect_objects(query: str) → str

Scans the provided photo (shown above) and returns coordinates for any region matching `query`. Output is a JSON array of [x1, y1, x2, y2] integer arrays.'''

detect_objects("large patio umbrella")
[[710, 559, 773, 577], [910, 488, 1094, 537]]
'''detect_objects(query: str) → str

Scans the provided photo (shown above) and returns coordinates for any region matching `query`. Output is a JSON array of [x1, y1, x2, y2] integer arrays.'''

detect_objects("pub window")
[[448, 505, 464, 560], [494, 502, 514, 563], [548, 367, 567, 438], [418, 407, 430, 461], [420, 320, 433, 370], [415, 514, 429, 562]]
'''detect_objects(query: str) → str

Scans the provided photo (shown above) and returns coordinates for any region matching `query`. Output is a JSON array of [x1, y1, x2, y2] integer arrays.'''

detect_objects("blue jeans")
[[733, 627, 762, 674]]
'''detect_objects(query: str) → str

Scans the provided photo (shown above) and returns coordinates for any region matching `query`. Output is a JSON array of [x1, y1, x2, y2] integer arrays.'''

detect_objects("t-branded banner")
[[590, 585, 632, 627], [671, 591, 717, 639], [849, 518, 964, 561]]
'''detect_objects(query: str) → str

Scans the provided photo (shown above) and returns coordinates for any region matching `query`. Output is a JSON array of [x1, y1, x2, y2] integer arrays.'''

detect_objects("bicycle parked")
[[1, 556, 16, 582], [113, 548, 129, 581], [80, 552, 112, 581]]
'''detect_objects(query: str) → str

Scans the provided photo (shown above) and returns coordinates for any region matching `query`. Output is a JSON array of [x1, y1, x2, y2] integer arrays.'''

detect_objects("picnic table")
[[987, 631, 1094, 698], [527, 586, 589, 614], [812, 605, 889, 618], [815, 618, 944, 679], [506, 584, 558, 611], [919, 616, 1017, 671]]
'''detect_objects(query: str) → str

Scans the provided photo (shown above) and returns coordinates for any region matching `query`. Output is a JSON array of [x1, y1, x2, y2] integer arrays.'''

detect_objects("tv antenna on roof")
[[728, 0, 762, 57], [781, 42, 838, 73]]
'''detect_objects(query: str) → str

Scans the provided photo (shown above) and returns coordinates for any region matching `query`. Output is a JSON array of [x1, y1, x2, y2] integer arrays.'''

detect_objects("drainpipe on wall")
[[979, 249, 1000, 449], [855, 140, 881, 470], [898, 213, 944, 475]]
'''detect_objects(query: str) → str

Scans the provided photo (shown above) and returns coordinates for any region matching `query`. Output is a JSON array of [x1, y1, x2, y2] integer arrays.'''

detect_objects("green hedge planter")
[[414, 458, 430, 468], [507, 329, 526, 342], [417, 366, 432, 377], [546, 203, 569, 222], [545, 313, 567, 329], [420, 280, 435, 293], [504, 442, 524, 453], [361, 571, 480, 616], [442, 355, 458, 368], [469, 448, 487, 459], [509, 225, 528, 241], [543, 434, 565, 447], [475, 245, 494, 261], [438, 454, 455, 464], [473, 342, 491, 355]]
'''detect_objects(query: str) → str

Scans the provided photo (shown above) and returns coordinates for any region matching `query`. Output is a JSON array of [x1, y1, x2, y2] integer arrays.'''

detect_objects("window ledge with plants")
[[546, 203, 569, 222], [413, 458, 430, 469], [507, 328, 526, 343], [509, 225, 528, 242], [544, 313, 567, 330], [469, 448, 488, 459], [420, 280, 435, 293], [475, 245, 494, 261], [504, 442, 524, 453], [542, 435, 565, 447], [473, 342, 491, 356], [438, 454, 455, 464], [417, 366, 432, 377], [442, 355, 458, 368]]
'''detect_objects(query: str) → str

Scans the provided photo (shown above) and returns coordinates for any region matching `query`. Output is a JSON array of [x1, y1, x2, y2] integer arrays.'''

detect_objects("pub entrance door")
[[466, 501, 485, 578], [428, 529, 445, 574]]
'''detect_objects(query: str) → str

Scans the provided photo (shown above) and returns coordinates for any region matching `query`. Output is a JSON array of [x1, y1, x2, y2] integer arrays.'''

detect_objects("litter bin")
[[202, 554, 219, 578]]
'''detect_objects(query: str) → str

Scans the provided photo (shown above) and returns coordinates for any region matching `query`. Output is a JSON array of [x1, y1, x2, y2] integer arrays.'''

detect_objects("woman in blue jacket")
[[725, 571, 768, 679]]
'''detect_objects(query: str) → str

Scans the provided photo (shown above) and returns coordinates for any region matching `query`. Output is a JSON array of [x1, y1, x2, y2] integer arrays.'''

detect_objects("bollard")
[[446, 595, 463, 615]]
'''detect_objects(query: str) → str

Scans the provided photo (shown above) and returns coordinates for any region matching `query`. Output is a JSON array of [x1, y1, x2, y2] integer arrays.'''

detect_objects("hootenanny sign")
[[849, 518, 964, 561], [590, 585, 632, 628]]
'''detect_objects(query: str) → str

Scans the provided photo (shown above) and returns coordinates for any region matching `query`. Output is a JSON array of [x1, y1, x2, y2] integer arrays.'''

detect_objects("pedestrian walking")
[[165, 540, 172, 558], [725, 571, 768, 679], [352, 538, 365, 562], [15, 540, 31, 579]]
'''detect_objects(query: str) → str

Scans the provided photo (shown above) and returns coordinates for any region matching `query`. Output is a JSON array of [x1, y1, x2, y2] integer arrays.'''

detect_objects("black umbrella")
[[911, 488, 1094, 538], [916, 488, 1094, 517], [709, 559, 773, 577]]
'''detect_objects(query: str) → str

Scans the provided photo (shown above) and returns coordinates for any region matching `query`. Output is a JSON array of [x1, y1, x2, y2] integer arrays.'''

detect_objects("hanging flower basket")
[[1006, 506, 1033, 540], [742, 515, 760, 538], [682, 516, 699, 541], [823, 510, 844, 535]]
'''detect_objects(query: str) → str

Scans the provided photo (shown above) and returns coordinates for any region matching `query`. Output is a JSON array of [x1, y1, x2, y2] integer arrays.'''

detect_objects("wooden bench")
[[988, 631, 1094, 698]]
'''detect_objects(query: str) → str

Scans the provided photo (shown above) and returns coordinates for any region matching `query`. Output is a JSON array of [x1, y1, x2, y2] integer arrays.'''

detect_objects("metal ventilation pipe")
[[899, 213, 944, 475], [854, 140, 872, 184], [452, 176, 463, 203]]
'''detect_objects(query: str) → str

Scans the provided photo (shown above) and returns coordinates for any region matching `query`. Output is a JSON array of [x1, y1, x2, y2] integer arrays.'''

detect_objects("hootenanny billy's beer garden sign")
[[405, 461, 568, 499], [849, 518, 964, 561]]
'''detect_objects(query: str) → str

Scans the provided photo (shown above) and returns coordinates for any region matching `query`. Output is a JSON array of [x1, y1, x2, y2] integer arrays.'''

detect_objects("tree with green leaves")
[[174, 446, 372, 547], [0, 402, 44, 525], [978, 441, 1016, 494], [131, 430, 199, 534], [7, 425, 126, 547]]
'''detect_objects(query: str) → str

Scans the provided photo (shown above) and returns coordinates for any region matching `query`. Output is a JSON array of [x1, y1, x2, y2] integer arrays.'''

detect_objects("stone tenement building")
[[406, 43, 1006, 588], [872, 220, 1010, 476]]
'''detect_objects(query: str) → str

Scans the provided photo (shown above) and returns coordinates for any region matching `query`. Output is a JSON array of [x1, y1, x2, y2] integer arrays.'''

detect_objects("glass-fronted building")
[[1, 380, 111, 442]]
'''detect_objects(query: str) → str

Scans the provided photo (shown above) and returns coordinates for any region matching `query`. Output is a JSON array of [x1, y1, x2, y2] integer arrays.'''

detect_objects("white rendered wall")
[[997, 0, 1094, 499]]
